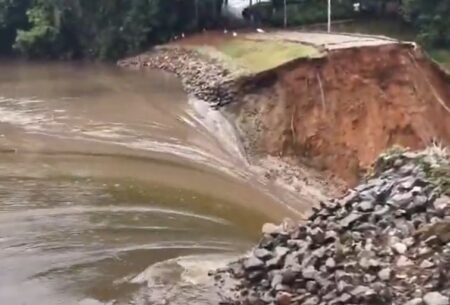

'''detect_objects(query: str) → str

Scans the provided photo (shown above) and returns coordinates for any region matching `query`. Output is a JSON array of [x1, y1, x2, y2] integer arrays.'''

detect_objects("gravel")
[[117, 47, 238, 108], [212, 148, 450, 305]]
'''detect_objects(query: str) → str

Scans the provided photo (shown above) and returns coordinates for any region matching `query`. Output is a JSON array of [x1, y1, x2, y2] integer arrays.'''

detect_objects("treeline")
[[248, 0, 449, 49], [1, 0, 448, 60], [401, 0, 450, 48], [0, 0, 225, 59]]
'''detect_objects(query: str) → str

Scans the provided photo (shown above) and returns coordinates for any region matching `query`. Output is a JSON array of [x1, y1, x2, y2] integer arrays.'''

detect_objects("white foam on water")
[[0, 205, 231, 225], [187, 97, 247, 165], [130, 254, 238, 304], [131, 254, 236, 286]]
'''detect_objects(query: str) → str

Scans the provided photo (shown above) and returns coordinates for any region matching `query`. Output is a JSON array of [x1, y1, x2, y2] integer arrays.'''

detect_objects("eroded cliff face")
[[230, 44, 450, 185]]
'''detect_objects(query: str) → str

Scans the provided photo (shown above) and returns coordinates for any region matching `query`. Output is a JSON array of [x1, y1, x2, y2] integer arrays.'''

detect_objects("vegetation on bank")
[[248, 0, 449, 62], [217, 39, 320, 73], [0, 0, 226, 59], [0, 0, 448, 63], [249, 0, 449, 46], [429, 49, 450, 70]]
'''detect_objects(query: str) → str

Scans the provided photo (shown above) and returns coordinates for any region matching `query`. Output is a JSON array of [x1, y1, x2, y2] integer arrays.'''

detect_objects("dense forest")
[[0, 0, 226, 59], [249, 0, 449, 48], [0, 0, 448, 60]]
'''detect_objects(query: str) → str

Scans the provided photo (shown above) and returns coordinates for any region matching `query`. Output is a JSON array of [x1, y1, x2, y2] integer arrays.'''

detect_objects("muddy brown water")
[[0, 61, 302, 305]]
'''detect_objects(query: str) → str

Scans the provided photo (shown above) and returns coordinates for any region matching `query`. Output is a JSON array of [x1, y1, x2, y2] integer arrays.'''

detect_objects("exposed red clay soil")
[[230, 44, 450, 186]]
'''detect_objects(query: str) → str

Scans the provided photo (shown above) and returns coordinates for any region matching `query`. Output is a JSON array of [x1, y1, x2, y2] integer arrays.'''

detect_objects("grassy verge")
[[216, 39, 321, 73], [429, 49, 450, 71]]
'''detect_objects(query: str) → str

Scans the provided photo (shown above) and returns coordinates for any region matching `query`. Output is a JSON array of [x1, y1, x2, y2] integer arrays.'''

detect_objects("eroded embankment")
[[229, 44, 450, 186]]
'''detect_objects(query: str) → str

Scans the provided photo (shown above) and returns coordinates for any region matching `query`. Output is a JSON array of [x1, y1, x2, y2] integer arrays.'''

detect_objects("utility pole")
[[284, 0, 287, 28], [327, 0, 331, 32]]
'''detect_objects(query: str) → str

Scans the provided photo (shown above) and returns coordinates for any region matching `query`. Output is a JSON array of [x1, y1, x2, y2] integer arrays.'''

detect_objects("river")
[[0, 61, 303, 305]]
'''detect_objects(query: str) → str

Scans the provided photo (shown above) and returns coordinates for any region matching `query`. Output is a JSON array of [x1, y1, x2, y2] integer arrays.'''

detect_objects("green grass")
[[217, 39, 321, 73], [429, 49, 450, 71]]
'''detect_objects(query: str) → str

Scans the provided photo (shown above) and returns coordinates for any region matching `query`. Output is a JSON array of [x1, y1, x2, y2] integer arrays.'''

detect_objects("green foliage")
[[0, 0, 225, 59], [217, 39, 320, 73], [249, 0, 448, 50], [402, 0, 450, 47], [14, 0, 64, 58], [246, 0, 356, 27], [0, 0, 31, 53]]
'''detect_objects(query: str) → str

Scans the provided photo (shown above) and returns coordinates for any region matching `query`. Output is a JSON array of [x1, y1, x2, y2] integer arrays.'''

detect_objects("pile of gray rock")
[[117, 47, 237, 107], [214, 148, 450, 305]]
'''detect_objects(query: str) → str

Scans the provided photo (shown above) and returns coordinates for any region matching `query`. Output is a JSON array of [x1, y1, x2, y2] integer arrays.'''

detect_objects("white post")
[[327, 0, 331, 32]]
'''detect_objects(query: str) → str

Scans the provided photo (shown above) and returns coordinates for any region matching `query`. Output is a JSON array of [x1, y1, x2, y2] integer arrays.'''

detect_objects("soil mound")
[[230, 44, 450, 186]]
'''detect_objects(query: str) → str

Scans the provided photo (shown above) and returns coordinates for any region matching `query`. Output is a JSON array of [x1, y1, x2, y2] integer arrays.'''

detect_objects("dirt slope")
[[230, 44, 450, 185]]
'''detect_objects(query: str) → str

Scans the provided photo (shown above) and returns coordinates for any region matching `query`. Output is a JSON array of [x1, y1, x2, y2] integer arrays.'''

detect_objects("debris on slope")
[[117, 47, 237, 107], [213, 146, 450, 305], [230, 44, 450, 186]]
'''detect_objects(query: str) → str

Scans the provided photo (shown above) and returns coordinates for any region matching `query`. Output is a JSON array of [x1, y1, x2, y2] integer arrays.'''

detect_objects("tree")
[[0, 0, 31, 53], [2, 0, 226, 59], [402, 0, 450, 47]]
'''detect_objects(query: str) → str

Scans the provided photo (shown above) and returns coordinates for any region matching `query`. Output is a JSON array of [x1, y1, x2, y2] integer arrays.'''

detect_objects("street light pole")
[[327, 0, 331, 32]]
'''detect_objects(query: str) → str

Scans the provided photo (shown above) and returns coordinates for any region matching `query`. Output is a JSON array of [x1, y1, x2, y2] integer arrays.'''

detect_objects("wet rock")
[[266, 256, 284, 269], [306, 280, 319, 293], [423, 292, 449, 305], [390, 192, 414, 207], [335, 270, 354, 282], [254, 248, 273, 261], [302, 265, 318, 280], [339, 213, 363, 228], [405, 298, 425, 305], [275, 247, 290, 258], [351, 285, 376, 297], [229, 262, 245, 278], [354, 223, 378, 231], [336, 293, 352, 304], [396, 256, 414, 267], [359, 257, 371, 270], [244, 257, 265, 271], [276, 292, 292, 305], [358, 201, 375, 212], [281, 269, 298, 285], [271, 273, 283, 289], [325, 257, 336, 269], [262, 223, 281, 235], [373, 205, 391, 216], [364, 274, 377, 283], [322, 290, 337, 301], [337, 280, 352, 292], [434, 197, 449, 211], [400, 177, 418, 190], [303, 296, 320, 305], [425, 235, 440, 247], [378, 268, 391, 281], [420, 259, 435, 269], [248, 270, 265, 281], [309, 227, 325, 244], [393, 242, 408, 254]]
